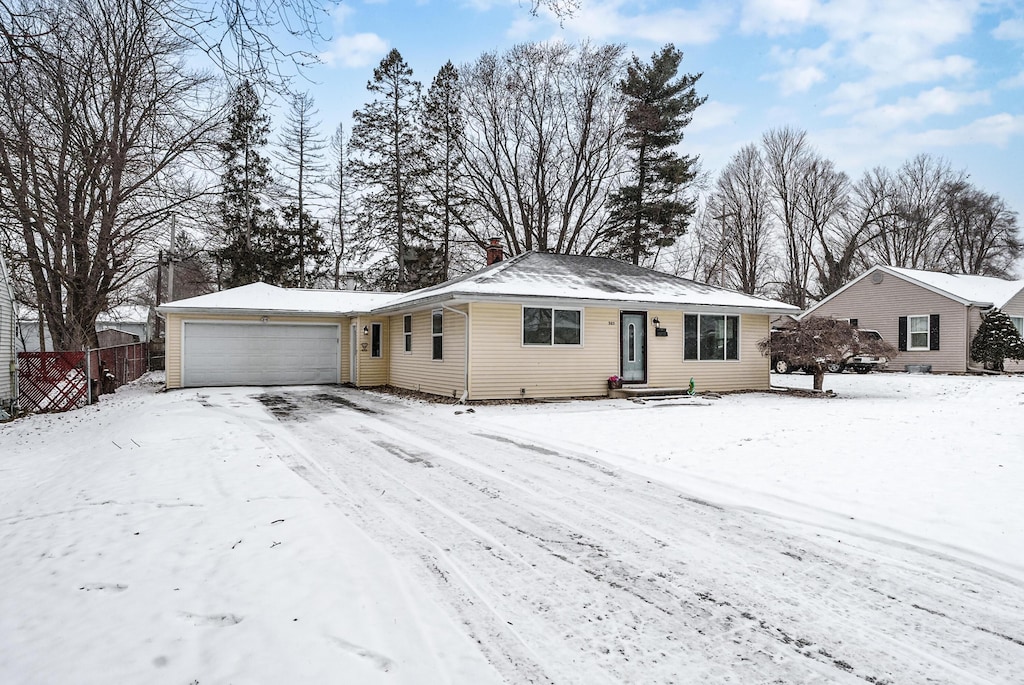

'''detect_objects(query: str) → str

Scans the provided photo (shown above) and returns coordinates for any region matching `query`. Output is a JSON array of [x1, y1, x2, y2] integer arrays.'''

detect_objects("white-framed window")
[[908, 315, 930, 350], [1011, 315, 1024, 339], [403, 315, 412, 353], [522, 306, 583, 346], [683, 314, 739, 361], [370, 322, 382, 358], [432, 310, 443, 360]]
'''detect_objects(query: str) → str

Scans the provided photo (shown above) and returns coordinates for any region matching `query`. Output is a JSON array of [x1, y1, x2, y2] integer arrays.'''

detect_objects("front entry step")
[[609, 386, 702, 399]]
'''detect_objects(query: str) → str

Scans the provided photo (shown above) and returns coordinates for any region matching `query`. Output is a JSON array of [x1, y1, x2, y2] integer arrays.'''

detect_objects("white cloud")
[[562, 0, 733, 45], [993, 17, 1024, 40], [852, 87, 990, 130], [999, 70, 1024, 89], [763, 43, 832, 95], [756, 0, 982, 112], [904, 113, 1024, 148], [739, 0, 817, 36], [688, 100, 743, 133], [319, 33, 389, 68]]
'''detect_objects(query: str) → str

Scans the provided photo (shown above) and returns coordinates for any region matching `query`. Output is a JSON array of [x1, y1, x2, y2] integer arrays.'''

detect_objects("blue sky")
[[291, 0, 1024, 215]]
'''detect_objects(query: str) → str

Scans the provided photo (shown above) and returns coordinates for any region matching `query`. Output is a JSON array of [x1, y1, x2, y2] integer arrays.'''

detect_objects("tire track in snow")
[[233, 387, 1024, 684]]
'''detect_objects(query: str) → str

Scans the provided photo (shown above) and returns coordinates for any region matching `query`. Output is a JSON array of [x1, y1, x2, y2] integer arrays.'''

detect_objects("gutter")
[[374, 291, 799, 317], [441, 304, 470, 403]]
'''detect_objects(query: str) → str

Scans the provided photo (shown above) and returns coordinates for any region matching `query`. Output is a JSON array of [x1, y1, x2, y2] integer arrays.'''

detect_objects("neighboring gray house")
[[0, 251, 17, 414], [17, 303, 153, 352], [801, 265, 1024, 374]]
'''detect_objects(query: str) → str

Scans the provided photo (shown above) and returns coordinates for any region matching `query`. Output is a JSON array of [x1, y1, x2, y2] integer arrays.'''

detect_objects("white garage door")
[[182, 322, 340, 387]]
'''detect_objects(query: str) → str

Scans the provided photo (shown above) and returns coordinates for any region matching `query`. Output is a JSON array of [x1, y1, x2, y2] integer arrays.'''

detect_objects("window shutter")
[[929, 314, 940, 350], [898, 316, 907, 351]]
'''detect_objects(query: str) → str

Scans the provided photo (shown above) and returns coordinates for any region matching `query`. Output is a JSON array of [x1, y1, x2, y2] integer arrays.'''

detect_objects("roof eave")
[[372, 291, 798, 316], [156, 305, 373, 317]]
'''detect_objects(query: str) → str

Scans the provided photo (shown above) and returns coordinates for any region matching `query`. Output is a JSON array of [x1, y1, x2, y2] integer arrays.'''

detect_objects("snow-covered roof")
[[99, 304, 152, 324], [803, 266, 1024, 317], [158, 282, 402, 316], [376, 252, 799, 314], [883, 267, 1024, 308]]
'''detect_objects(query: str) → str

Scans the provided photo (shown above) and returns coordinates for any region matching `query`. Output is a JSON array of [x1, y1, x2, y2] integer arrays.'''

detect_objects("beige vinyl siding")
[[163, 312, 347, 389], [467, 304, 772, 399], [648, 311, 772, 392], [351, 316, 389, 386], [388, 307, 467, 398], [468, 302, 618, 399], [809, 275, 970, 373]]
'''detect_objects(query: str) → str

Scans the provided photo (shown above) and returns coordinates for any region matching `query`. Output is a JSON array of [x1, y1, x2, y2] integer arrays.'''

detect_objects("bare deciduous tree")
[[762, 127, 814, 307], [0, 0, 220, 349], [941, 181, 1021, 278], [459, 41, 627, 256], [710, 144, 774, 295]]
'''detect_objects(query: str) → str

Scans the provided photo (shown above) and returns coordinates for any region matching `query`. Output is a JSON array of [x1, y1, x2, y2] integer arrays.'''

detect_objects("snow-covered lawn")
[[1, 372, 1022, 683]]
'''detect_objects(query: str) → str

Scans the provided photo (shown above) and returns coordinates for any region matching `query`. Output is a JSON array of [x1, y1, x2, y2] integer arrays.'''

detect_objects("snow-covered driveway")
[[2, 375, 1023, 684], [238, 384, 1022, 684]]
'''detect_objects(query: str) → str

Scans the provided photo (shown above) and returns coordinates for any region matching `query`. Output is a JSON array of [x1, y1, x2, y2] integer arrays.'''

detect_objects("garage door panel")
[[183, 322, 340, 387]]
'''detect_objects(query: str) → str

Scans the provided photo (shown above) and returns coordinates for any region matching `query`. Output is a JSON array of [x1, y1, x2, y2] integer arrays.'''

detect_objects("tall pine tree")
[[215, 81, 285, 287], [277, 91, 328, 287], [420, 61, 471, 283], [608, 44, 705, 265], [350, 49, 425, 290]]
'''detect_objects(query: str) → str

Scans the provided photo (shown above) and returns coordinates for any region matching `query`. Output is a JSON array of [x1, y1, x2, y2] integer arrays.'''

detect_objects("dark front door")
[[620, 312, 646, 383]]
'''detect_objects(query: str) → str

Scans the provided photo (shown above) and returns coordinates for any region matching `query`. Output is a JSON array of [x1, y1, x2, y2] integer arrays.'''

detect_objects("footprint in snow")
[[79, 583, 128, 592], [180, 611, 244, 627], [329, 636, 395, 672]]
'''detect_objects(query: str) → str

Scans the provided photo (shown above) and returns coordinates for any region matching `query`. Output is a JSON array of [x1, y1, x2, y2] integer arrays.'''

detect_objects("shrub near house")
[[761, 317, 897, 391]]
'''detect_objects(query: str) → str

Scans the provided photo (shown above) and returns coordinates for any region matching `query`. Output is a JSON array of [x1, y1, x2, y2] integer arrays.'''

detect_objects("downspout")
[[441, 303, 469, 403]]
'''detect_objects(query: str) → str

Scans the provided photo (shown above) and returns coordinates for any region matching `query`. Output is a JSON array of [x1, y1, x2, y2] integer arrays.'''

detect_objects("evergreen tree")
[[277, 91, 327, 287], [970, 308, 1024, 371], [350, 49, 425, 290], [278, 204, 331, 287], [607, 44, 706, 265], [419, 61, 471, 284], [215, 81, 284, 287]]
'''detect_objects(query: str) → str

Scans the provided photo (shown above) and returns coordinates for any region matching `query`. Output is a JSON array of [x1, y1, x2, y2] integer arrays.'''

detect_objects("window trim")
[[403, 314, 412, 354], [1010, 315, 1024, 339], [907, 314, 930, 351], [431, 309, 443, 361], [370, 322, 382, 358], [521, 305, 584, 347], [683, 313, 741, 362]]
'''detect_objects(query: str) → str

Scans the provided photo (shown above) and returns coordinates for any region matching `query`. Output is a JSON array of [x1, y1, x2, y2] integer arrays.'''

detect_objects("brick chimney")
[[486, 237, 504, 266]]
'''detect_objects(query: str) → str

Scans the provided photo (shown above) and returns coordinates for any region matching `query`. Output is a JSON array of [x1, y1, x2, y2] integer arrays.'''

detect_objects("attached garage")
[[181, 321, 340, 387], [158, 283, 401, 390]]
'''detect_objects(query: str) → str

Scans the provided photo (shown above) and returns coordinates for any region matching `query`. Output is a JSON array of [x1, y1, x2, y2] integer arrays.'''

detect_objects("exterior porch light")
[[362, 325, 369, 335]]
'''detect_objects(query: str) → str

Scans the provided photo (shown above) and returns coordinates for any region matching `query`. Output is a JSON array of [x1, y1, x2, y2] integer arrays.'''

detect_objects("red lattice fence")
[[17, 352, 89, 412], [17, 343, 149, 413]]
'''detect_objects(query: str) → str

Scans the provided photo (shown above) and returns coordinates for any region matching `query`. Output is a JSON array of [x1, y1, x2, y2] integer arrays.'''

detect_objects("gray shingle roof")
[[378, 252, 799, 313]]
